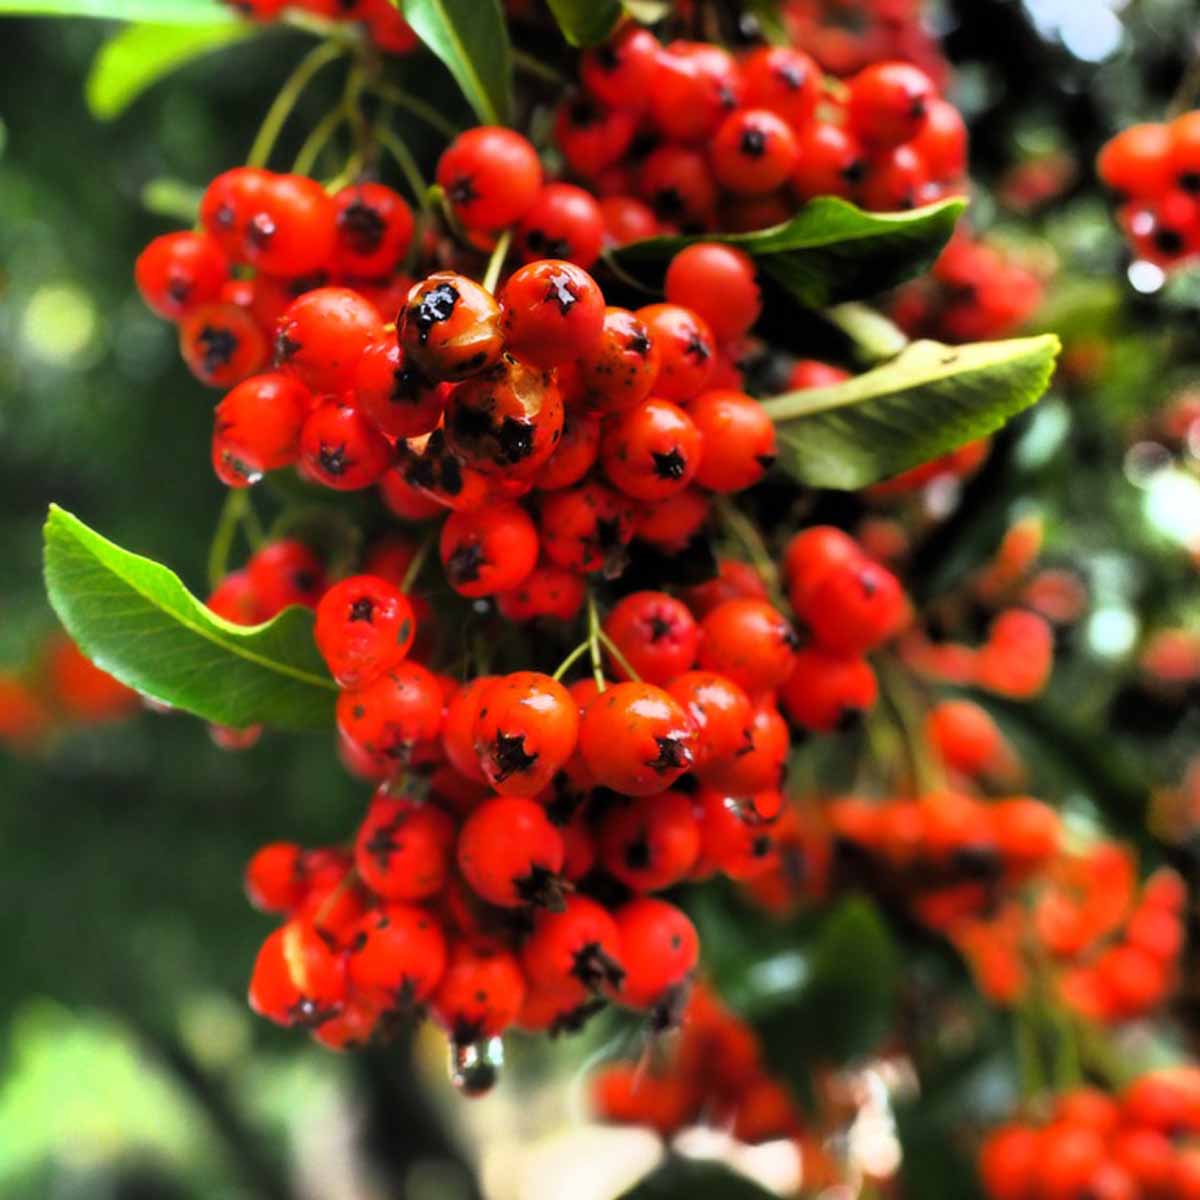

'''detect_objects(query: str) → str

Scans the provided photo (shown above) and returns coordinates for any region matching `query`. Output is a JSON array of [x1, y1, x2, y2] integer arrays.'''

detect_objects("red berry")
[[539, 480, 636, 575], [135, 230, 228, 320], [353, 340, 450, 440], [847, 62, 936, 148], [650, 41, 743, 144], [635, 303, 715, 402], [599, 790, 701, 892], [212, 372, 310, 487], [354, 792, 455, 900], [499, 260, 606, 369], [336, 661, 445, 771], [242, 172, 337, 276], [576, 306, 661, 414], [791, 122, 865, 200], [248, 919, 345, 1028], [516, 183, 605, 268], [698, 598, 798, 695], [457, 795, 565, 908], [346, 901, 446, 1008], [437, 126, 543, 233], [688, 390, 776, 493], [580, 25, 661, 112], [473, 672, 579, 795], [244, 841, 305, 912], [275, 286, 383, 394], [666, 670, 752, 772], [535, 408, 602, 491], [601, 397, 702, 501], [612, 897, 699, 1014], [804, 558, 908, 654], [431, 936, 526, 1044], [741, 46, 820, 131], [637, 143, 719, 228], [399, 271, 504, 382], [248, 539, 325, 615], [332, 181, 414, 277], [711, 108, 800, 196], [664, 243, 761, 342], [555, 94, 638, 179], [439, 501, 539, 597], [315, 574, 415, 689], [602, 591, 699, 685], [179, 302, 268, 388], [299, 401, 394, 490], [521, 894, 625, 991], [778, 648, 877, 733]]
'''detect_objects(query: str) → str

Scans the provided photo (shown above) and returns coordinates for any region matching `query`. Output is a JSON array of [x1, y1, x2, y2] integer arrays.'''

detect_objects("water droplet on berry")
[[448, 1036, 504, 1097]]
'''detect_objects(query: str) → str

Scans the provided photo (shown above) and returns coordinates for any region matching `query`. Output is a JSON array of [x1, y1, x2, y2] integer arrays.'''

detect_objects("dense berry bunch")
[[1099, 112, 1200, 268], [220, 0, 419, 54], [554, 30, 967, 240], [980, 1068, 1200, 1199]]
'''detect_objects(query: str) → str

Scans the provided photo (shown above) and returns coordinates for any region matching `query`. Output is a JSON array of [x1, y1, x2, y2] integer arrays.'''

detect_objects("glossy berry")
[[683, 558, 767, 619], [243, 173, 337, 276], [783, 524, 862, 612], [1097, 123, 1173, 199], [650, 41, 743, 145], [580, 25, 661, 112], [911, 97, 969, 182], [579, 681, 697, 796], [698, 598, 797, 695], [804, 558, 908, 655], [978, 1124, 1039, 1200], [601, 398, 702, 501], [346, 902, 447, 1008], [332, 181, 414, 277], [576, 307, 660, 414], [613, 897, 699, 1016], [689, 390, 776, 493], [457, 795, 565, 908], [314, 574, 415, 689], [248, 920, 345, 1029], [635, 488, 711, 553], [248, 539, 325, 615], [353, 793, 455, 900], [179, 302, 268, 388], [516, 183, 605, 268], [299, 402, 393, 491], [275, 287, 383, 394], [636, 144, 719, 228], [473, 672, 579, 795], [666, 670, 752, 772], [212, 372, 310, 487], [400, 272, 503, 382], [199, 165, 270, 258], [599, 195, 659, 246], [445, 354, 563, 477], [696, 787, 778, 881], [711, 108, 800, 196], [499, 260, 606, 369], [535, 408, 602, 490], [439, 501, 539, 597], [135, 231, 228, 320], [336, 661, 445, 771], [664, 243, 761, 342], [635, 303, 715, 402], [353, 340, 450, 440], [521, 894, 625, 992], [600, 790, 701, 892], [847, 62, 936, 148], [778, 648, 877, 733], [791, 122, 865, 200], [539, 480, 636, 575], [602, 591, 698, 685], [431, 937, 526, 1045], [555, 95, 638, 179], [436, 126, 543, 233], [741, 46, 820, 131], [699, 699, 788, 793], [244, 841, 305, 913]]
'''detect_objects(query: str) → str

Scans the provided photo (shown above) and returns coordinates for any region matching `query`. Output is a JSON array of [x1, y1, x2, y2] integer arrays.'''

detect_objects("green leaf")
[[400, 0, 512, 126], [762, 334, 1061, 490], [614, 195, 966, 308], [755, 898, 898, 1075], [0, 0, 237, 20], [86, 21, 256, 120], [619, 1160, 775, 1200], [43, 505, 336, 732], [621, 0, 669, 19], [546, 0, 620, 46]]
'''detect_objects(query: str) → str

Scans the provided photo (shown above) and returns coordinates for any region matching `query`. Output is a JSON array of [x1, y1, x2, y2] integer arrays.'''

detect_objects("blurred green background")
[[1, 3, 1199, 1198]]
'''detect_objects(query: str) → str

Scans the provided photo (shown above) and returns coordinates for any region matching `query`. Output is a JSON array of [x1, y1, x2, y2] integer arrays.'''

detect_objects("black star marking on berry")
[[572, 942, 626, 991], [275, 329, 301, 363], [318, 442, 350, 477], [684, 332, 710, 362], [514, 863, 566, 910], [446, 541, 486, 586], [448, 176, 479, 207], [648, 614, 673, 641], [756, 453, 777, 471], [624, 833, 652, 871], [337, 200, 387, 255], [739, 127, 767, 158], [198, 325, 238, 374], [647, 734, 692, 773], [652, 188, 685, 220], [497, 416, 535, 464], [627, 331, 652, 357], [349, 596, 375, 622], [651, 448, 688, 480], [491, 729, 538, 781]]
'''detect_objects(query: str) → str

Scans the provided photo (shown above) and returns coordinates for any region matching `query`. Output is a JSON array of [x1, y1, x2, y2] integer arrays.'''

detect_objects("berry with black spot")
[[211, 371, 311, 487], [299, 401, 394, 491], [603, 591, 699, 685], [689, 390, 777, 493], [247, 538, 325, 616], [579, 681, 697, 797], [495, 563, 586, 623], [698, 699, 788, 793], [650, 41, 744, 145], [436, 126, 543, 233], [353, 339, 451, 440], [395, 428, 500, 513], [554, 94, 639, 179], [636, 144, 719, 229], [576, 306, 660, 415], [248, 919, 346, 1029], [346, 902, 448, 1009], [711, 108, 800, 196], [847, 61, 936, 149], [741, 45, 820, 131], [698, 598, 798, 695], [332, 181, 414, 277], [135, 230, 229, 321], [439, 500, 539, 597], [336, 661, 445, 773], [179, 302, 268, 388], [516, 183, 606, 268], [580, 25, 661, 113], [859, 143, 929, 212], [314, 574, 415, 689], [601, 397, 702, 502], [457, 795, 566, 909], [791, 122, 865, 201], [778, 647, 878, 734], [399, 271, 504, 382], [539, 479, 636, 575], [599, 790, 701, 893], [803, 558, 909, 655], [535, 407, 602, 491], [635, 303, 715, 402], [239, 172, 338, 277], [353, 791, 455, 900], [472, 671, 579, 796], [430, 937, 526, 1045], [521, 894, 626, 994], [612, 897, 699, 1018], [666, 670, 753, 773], [499, 260, 606, 369], [696, 787, 779, 881], [275, 286, 384, 394]]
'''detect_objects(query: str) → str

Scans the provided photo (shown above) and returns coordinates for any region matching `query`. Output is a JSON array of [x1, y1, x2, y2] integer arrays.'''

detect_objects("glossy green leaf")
[[546, 0, 620, 46], [0, 0, 237, 19], [86, 21, 256, 120], [43, 505, 336, 732], [762, 334, 1061, 490], [400, 0, 512, 126], [619, 1160, 776, 1200], [614, 195, 966, 308]]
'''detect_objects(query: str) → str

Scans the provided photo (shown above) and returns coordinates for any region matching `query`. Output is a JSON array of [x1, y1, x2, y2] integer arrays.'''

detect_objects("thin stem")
[[876, 654, 942, 793], [551, 640, 592, 682], [368, 80, 462, 140], [512, 48, 567, 87], [241, 495, 266, 551], [401, 531, 436, 593], [376, 125, 432, 212], [587, 591, 606, 693], [292, 106, 346, 177], [597, 628, 642, 682], [208, 489, 249, 593], [248, 41, 346, 169], [481, 229, 513, 294], [1014, 1008, 1046, 1104], [714, 496, 782, 600]]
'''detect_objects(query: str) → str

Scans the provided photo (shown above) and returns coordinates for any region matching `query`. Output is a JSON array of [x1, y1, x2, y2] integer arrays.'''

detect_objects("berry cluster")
[[0, 632, 137, 752], [553, 30, 966, 236], [980, 1069, 1200, 1199], [891, 230, 1046, 344], [221, 0, 418, 54], [1099, 112, 1200, 268]]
